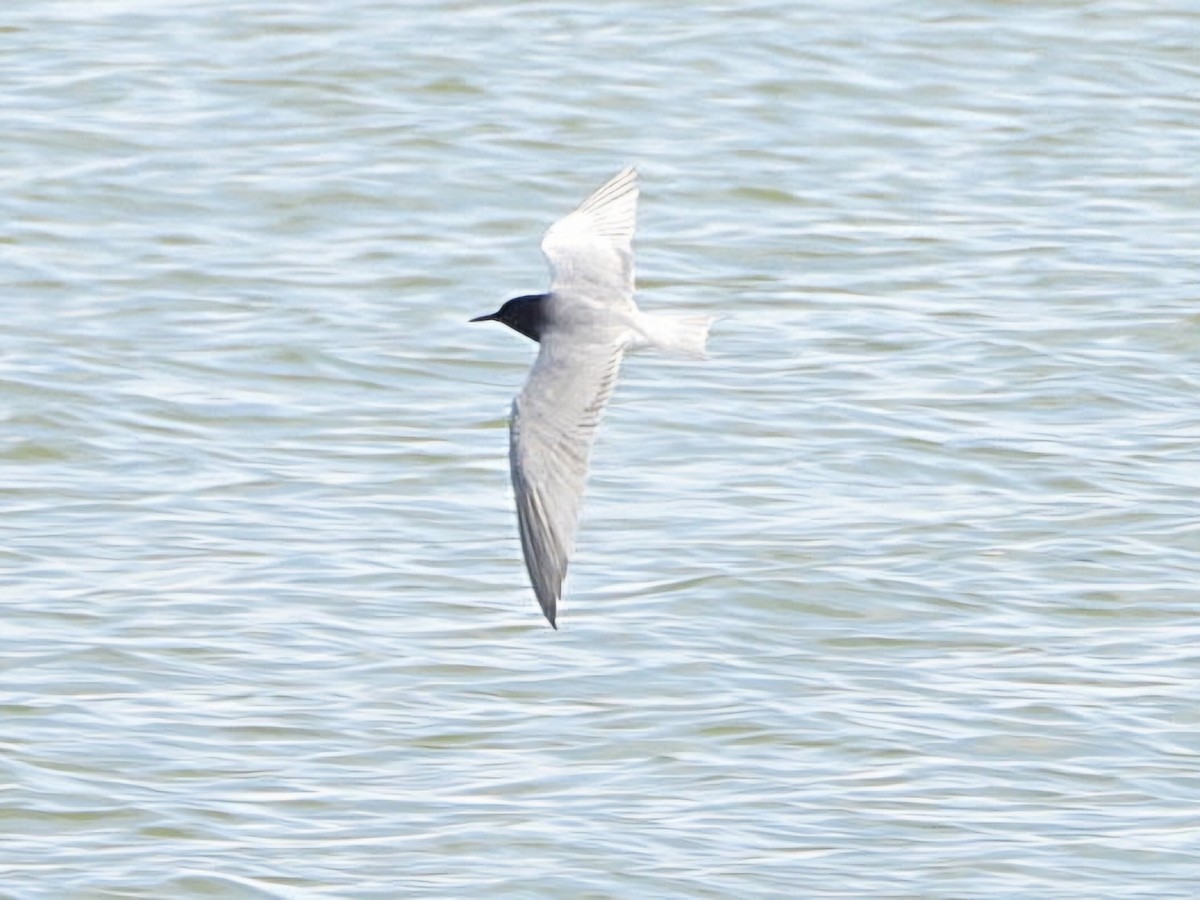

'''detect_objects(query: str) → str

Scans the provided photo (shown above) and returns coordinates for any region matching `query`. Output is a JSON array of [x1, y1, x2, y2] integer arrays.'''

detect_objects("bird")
[[471, 167, 712, 629]]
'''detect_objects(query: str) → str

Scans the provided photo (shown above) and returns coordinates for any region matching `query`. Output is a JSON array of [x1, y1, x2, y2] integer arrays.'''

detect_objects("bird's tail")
[[635, 312, 714, 358]]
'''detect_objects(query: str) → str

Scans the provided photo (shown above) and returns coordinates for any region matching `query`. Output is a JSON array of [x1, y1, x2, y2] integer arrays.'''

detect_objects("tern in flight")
[[472, 167, 712, 628]]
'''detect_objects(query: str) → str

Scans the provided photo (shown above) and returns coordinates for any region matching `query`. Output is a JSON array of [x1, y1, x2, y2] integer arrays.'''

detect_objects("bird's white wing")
[[509, 334, 626, 628], [540, 166, 638, 306]]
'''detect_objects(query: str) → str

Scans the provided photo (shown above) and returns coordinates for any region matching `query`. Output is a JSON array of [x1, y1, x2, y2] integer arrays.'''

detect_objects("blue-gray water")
[[4, 2, 1200, 897]]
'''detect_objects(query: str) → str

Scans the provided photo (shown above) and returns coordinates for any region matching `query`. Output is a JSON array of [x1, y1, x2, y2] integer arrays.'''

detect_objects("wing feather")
[[540, 166, 638, 305], [509, 336, 626, 627]]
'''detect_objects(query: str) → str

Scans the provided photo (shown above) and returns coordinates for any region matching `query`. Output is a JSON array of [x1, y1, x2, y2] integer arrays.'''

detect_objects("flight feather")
[[540, 166, 638, 304]]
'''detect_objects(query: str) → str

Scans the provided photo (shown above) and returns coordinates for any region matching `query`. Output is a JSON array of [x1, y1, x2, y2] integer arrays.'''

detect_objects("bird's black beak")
[[470, 312, 498, 323]]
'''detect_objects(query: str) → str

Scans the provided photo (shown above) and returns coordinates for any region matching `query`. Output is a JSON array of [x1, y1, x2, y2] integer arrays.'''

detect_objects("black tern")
[[472, 167, 712, 629]]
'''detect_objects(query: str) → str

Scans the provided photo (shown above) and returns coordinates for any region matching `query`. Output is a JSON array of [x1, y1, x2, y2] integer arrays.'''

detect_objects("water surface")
[[4, 1, 1200, 897]]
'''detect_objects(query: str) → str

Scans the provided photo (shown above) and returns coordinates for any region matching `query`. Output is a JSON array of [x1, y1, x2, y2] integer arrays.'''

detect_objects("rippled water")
[[4, 1, 1200, 896]]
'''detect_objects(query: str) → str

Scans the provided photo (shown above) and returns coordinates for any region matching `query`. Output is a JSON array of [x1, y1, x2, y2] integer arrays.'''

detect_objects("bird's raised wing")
[[509, 334, 626, 628], [540, 166, 638, 305]]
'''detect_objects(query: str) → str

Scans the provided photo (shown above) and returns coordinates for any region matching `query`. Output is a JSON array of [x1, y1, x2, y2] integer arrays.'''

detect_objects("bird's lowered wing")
[[540, 166, 638, 305], [509, 334, 626, 628]]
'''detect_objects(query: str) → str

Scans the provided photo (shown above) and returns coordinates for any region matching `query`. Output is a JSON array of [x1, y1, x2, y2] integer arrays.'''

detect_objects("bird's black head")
[[470, 294, 548, 343]]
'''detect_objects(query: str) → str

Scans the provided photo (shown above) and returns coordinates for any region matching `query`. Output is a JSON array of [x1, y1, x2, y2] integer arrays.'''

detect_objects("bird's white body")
[[494, 167, 712, 627]]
